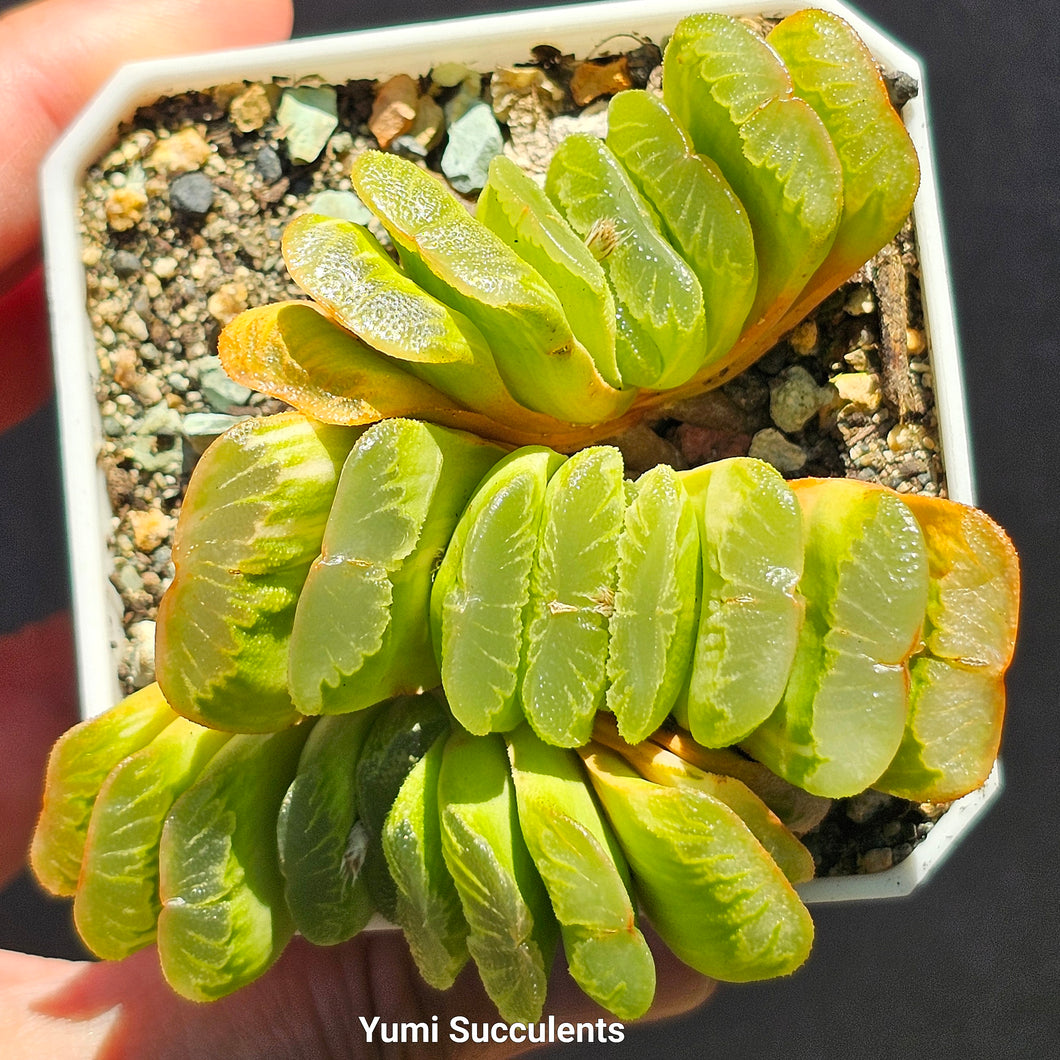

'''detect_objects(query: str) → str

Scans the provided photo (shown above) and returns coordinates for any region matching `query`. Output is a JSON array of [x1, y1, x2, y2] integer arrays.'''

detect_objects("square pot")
[[39, 0, 997, 904]]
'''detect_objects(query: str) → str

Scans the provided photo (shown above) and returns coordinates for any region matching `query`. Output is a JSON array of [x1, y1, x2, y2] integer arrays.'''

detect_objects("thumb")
[[0, 0, 295, 284], [0, 929, 714, 1058]]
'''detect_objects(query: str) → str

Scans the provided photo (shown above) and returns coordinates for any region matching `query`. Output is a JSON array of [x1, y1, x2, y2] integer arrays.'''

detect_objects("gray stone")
[[748, 428, 807, 474], [844, 284, 875, 316], [881, 819, 903, 841], [135, 400, 182, 439], [306, 189, 374, 225], [389, 133, 428, 160], [169, 171, 214, 215], [329, 131, 354, 157], [111, 250, 142, 277], [770, 365, 833, 433], [441, 102, 504, 194], [255, 144, 284, 182], [442, 74, 485, 125], [788, 319, 818, 356], [182, 412, 248, 453], [277, 86, 338, 165], [198, 358, 253, 411], [431, 62, 473, 89], [833, 371, 881, 412], [229, 82, 275, 133], [128, 435, 183, 476], [548, 102, 609, 145], [891, 842, 913, 864], [152, 255, 179, 280], [133, 374, 163, 407], [124, 620, 156, 689], [844, 346, 872, 371], [120, 309, 150, 342], [112, 560, 144, 595], [138, 342, 162, 367], [887, 422, 934, 453], [132, 289, 153, 319]]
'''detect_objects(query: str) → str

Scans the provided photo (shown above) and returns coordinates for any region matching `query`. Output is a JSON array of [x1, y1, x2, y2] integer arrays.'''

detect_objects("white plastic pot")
[[39, 0, 997, 904]]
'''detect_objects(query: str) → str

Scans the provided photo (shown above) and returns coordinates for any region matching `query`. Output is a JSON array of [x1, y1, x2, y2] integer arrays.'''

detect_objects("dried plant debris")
[[78, 26, 938, 872]]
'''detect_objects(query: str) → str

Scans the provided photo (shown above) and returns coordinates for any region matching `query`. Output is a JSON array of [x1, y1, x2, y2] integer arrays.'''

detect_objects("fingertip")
[[0, 0, 295, 278], [1, 0, 295, 128]]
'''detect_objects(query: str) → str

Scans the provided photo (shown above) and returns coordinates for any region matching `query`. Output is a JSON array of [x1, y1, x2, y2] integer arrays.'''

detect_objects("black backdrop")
[[1, 1, 1057, 1056]]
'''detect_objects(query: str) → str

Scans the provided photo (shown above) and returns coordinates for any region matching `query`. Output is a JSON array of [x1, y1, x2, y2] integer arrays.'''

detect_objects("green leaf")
[[31, 683, 176, 896], [219, 301, 507, 434], [580, 744, 813, 983], [355, 691, 451, 920], [288, 419, 502, 715], [477, 154, 620, 388], [675, 458, 804, 747], [383, 730, 469, 989], [600, 733, 814, 885], [875, 495, 1019, 801], [351, 150, 633, 425], [280, 215, 560, 434], [545, 133, 706, 391], [646, 726, 833, 837], [768, 9, 920, 324], [155, 413, 362, 731], [431, 446, 566, 735], [521, 446, 626, 747], [438, 730, 557, 1023], [663, 13, 843, 335], [606, 89, 757, 370], [743, 479, 928, 797], [277, 708, 381, 945], [876, 657, 1004, 802], [284, 213, 479, 367], [221, 295, 422, 404], [507, 724, 655, 1020], [606, 464, 701, 744], [157, 724, 311, 1001], [74, 716, 231, 960]]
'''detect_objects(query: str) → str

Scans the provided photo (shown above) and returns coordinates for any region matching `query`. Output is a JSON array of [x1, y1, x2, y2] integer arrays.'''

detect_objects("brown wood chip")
[[873, 240, 925, 418]]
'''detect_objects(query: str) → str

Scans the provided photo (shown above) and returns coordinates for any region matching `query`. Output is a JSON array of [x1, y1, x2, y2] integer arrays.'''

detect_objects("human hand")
[[0, 1, 713, 1054]]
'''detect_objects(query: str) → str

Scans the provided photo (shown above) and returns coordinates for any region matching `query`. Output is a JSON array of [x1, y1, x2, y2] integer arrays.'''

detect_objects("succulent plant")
[[33, 8, 1019, 1023]]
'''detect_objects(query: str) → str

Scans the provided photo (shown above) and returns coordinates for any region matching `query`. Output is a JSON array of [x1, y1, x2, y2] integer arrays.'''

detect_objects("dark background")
[[1, 0, 1057, 1056]]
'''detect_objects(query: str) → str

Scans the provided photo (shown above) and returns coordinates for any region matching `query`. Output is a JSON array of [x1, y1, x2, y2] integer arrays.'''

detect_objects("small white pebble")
[[152, 255, 179, 279], [844, 285, 876, 316]]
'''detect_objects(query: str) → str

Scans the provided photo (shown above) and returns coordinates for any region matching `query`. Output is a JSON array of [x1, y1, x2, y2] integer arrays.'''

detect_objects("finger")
[[0, 612, 77, 887], [0, 277, 75, 882], [0, 928, 715, 1058], [0, 0, 295, 285], [0, 264, 51, 433], [0, 938, 501, 1058]]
